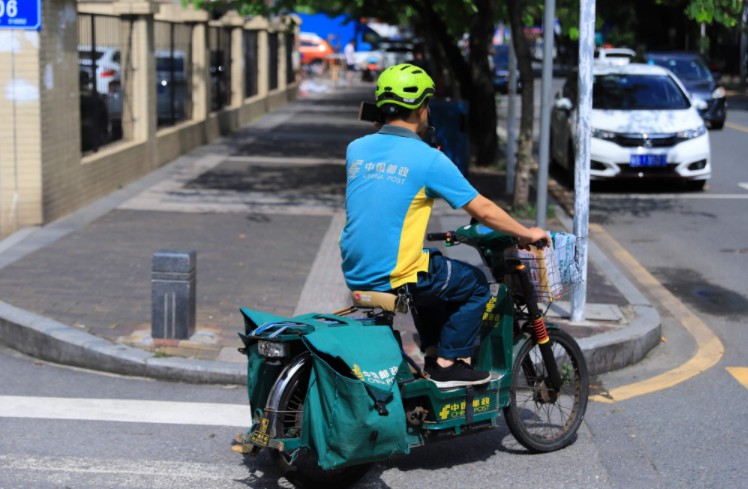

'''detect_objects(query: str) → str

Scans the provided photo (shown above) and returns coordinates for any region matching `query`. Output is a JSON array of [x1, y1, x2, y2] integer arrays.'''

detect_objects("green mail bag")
[[301, 324, 409, 469]]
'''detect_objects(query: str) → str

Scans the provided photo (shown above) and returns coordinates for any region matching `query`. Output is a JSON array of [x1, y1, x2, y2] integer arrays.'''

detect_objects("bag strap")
[[363, 384, 394, 416], [293, 313, 364, 328]]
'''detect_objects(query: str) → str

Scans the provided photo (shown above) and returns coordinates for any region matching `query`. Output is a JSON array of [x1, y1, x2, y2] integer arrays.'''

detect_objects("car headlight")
[[711, 87, 726, 99], [676, 126, 706, 139], [258, 340, 290, 358], [591, 128, 617, 141]]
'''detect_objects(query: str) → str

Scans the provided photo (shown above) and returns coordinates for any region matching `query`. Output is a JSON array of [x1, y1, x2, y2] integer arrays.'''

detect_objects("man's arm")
[[463, 194, 551, 246]]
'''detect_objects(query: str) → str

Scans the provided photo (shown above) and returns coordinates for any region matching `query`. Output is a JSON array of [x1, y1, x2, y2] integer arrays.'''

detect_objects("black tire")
[[269, 359, 372, 488], [710, 120, 724, 130], [686, 179, 707, 191], [503, 328, 589, 453]]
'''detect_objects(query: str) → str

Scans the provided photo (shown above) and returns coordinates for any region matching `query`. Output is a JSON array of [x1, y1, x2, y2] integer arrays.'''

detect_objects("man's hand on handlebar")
[[518, 227, 553, 249]]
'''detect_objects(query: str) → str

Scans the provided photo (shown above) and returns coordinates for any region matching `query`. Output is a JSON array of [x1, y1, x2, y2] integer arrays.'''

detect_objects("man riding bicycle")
[[340, 63, 550, 388]]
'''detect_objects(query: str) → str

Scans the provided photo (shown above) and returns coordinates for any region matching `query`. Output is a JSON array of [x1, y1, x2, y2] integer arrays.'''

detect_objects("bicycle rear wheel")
[[503, 328, 589, 452], [269, 359, 372, 488]]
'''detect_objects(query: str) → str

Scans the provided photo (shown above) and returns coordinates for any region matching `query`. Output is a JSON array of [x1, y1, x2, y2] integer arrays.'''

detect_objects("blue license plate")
[[630, 154, 667, 167]]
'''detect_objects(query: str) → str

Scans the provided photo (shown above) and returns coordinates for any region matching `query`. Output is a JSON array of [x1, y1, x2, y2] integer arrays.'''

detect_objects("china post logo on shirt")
[[349, 160, 410, 184], [349, 160, 363, 179]]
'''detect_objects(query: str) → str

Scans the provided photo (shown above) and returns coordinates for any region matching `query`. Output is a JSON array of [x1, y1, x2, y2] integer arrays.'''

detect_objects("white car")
[[550, 62, 711, 190], [594, 47, 636, 66], [78, 45, 122, 137]]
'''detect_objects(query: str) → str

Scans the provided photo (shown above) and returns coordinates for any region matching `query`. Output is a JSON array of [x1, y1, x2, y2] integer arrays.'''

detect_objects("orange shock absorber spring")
[[533, 317, 550, 344]]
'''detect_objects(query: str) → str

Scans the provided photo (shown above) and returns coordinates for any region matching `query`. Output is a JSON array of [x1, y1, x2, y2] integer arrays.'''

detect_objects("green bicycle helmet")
[[375, 63, 435, 110]]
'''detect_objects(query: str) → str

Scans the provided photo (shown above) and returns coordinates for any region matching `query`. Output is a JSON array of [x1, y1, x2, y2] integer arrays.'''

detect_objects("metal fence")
[[209, 26, 232, 111], [154, 21, 193, 128], [77, 13, 130, 154], [268, 32, 279, 91], [244, 30, 259, 98]]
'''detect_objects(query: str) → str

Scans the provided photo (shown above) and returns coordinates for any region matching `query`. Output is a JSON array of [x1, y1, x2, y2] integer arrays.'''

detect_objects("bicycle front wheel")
[[503, 328, 589, 452]]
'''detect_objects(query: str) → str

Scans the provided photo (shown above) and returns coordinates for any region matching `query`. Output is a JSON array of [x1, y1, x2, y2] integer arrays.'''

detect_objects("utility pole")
[[741, 3, 748, 88], [506, 41, 518, 195], [536, 0, 556, 230], [571, 0, 595, 323]]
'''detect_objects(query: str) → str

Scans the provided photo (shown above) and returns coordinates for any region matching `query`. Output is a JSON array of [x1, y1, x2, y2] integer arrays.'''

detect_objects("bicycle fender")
[[263, 352, 312, 440]]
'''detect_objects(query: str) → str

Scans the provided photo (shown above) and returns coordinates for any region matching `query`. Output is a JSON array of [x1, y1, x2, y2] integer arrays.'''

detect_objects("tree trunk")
[[507, 0, 535, 210], [413, 1, 470, 95], [467, 0, 499, 166], [414, 1, 499, 167]]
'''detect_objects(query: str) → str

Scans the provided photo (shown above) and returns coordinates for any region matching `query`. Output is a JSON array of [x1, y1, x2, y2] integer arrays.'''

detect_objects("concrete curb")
[[0, 301, 245, 385], [578, 305, 661, 375]]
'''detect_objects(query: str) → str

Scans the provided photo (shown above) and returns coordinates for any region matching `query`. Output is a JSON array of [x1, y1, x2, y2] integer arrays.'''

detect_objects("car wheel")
[[710, 120, 724, 130]]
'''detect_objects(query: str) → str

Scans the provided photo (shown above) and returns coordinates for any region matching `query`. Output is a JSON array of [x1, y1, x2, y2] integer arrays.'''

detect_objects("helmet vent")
[[403, 86, 418, 93], [412, 70, 424, 74]]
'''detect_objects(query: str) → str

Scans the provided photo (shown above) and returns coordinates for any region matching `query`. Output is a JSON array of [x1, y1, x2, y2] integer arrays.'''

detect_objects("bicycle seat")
[[351, 291, 408, 313]]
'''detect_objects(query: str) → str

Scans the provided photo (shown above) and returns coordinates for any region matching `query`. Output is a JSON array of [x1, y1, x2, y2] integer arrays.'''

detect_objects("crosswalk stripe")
[[0, 396, 251, 427], [726, 367, 748, 390]]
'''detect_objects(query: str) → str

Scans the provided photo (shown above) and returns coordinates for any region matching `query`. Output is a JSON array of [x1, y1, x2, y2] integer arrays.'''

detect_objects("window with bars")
[[209, 26, 232, 111], [285, 32, 296, 85], [268, 32, 279, 91], [154, 21, 193, 127], [244, 30, 259, 98], [77, 14, 130, 154]]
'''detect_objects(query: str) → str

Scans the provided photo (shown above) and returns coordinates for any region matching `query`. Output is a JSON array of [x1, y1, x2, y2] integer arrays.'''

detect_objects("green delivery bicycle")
[[235, 221, 589, 488]]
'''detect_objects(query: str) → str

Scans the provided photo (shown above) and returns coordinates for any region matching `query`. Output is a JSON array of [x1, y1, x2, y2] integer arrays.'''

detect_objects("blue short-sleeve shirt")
[[340, 125, 478, 291]]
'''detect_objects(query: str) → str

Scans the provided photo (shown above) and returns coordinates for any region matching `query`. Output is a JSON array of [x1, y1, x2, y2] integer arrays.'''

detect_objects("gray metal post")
[[152, 250, 196, 339], [571, 0, 595, 323], [741, 4, 748, 88], [536, 0, 556, 229], [506, 42, 518, 196]]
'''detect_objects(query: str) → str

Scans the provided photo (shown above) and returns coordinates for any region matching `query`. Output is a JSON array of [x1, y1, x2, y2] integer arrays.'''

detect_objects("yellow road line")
[[588, 223, 724, 403], [726, 367, 748, 390], [725, 121, 748, 134]]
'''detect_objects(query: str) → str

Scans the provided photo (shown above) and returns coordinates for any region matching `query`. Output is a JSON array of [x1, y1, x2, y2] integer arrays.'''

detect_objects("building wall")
[[0, 0, 299, 240]]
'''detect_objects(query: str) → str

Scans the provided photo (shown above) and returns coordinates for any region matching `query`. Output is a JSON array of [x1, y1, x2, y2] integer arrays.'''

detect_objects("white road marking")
[[0, 396, 251, 427], [739, 183, 748, 192], [593, 193, 748, 200], [0, 455, 257, 489]]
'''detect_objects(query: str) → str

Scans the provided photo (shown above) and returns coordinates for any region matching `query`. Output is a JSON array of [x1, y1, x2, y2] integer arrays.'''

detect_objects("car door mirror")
[[554, 97, 574, 112], [692, 98, 708, 111]]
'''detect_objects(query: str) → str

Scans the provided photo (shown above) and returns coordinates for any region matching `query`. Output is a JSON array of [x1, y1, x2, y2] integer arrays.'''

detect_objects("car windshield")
[[649, 58, 713, 82], [593, 74, 691, 110]]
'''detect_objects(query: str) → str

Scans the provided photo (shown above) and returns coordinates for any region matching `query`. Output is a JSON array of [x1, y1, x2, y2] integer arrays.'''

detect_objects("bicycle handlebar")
[[426, 232, 450, 241], [426, 232, 549, 250]]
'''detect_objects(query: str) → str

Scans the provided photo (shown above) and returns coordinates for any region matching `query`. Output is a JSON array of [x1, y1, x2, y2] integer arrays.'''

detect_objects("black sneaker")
[[425, 360, 491, 389], [423, 356, 437, 370]]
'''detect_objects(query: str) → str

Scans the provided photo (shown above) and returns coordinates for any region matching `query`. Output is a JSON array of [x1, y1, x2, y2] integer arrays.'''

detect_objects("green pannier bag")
[[300, 324, 409, 470]]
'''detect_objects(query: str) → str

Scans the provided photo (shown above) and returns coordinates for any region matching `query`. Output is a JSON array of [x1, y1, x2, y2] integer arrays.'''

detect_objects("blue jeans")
[[409, 250, 491, 359]]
